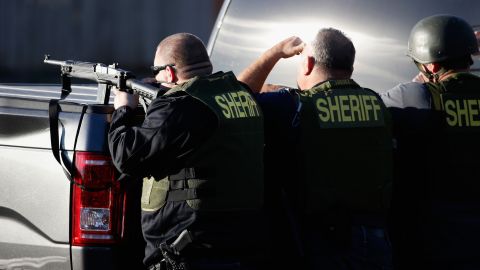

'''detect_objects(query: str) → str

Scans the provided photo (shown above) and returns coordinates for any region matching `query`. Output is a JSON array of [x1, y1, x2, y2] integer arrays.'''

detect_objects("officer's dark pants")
[[187, 258, 263, 270], [176, 244, 266, 270], [394, 202, 480, 270], [306, 225, 392, 270], [148, 254, 265, 270]]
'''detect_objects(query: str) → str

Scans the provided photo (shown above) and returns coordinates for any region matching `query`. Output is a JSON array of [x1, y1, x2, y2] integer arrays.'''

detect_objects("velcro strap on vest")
[[166, 168, 214, 201], [169, 180, 186, 190], [168, 168, 211, 181], [166, 188, 199, 201], [166, 188, 214, 201], [168, 168, 198, 190], [169, 168, 197, 181]]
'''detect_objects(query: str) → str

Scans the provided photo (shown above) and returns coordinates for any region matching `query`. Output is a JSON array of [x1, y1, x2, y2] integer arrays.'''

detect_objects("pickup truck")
[[0, 0, 479, 269], [0, 84, 146, 269]]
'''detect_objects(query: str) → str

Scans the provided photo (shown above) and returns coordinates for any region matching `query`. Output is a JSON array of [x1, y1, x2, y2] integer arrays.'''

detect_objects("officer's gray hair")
[[311, 28, 355, 71]]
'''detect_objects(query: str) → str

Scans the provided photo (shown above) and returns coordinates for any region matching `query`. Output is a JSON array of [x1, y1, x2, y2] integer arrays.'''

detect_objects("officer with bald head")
[[109, 33, 266, 270]]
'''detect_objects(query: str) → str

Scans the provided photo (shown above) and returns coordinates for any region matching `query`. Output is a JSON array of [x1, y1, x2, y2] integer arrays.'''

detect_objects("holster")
[[148, 260, 167, 270], [158, 242, 190, 270]]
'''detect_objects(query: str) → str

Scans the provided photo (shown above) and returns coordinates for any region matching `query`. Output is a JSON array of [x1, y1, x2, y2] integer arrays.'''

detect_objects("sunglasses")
[[151, 64, 175, 76]]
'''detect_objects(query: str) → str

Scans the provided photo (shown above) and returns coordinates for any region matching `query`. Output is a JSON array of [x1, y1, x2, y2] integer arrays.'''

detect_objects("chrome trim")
[[207, 0, 232, 56]]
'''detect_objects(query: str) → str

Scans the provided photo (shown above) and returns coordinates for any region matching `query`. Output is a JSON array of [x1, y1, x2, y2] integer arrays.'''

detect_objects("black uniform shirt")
[[109, 91, 217, 180]]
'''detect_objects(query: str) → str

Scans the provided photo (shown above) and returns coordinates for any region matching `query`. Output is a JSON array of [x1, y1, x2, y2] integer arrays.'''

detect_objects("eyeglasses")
[[151, 64, 175, 76]]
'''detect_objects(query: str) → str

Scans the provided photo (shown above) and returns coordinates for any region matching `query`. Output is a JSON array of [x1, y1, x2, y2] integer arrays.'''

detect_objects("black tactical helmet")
[[407, 14, 479, 64]]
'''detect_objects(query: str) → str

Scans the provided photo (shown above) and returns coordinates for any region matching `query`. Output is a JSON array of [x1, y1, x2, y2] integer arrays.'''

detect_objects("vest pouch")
[[141, 176, 169, 211]]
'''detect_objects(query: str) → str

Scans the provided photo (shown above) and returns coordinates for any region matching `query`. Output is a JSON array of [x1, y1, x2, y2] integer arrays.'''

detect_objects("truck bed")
[[0, 83, 145, 270]]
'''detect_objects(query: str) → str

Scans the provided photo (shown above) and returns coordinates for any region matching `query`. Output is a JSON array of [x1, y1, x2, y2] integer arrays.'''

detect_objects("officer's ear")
[[425, 63, 442, 74], [165, 65, 178, 83], [303, 56, 315, 76]]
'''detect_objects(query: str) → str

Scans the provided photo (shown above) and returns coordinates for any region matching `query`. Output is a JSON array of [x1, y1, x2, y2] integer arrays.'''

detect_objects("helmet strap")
[[415, 61, 435, 82], [414, 61, 451, 83]]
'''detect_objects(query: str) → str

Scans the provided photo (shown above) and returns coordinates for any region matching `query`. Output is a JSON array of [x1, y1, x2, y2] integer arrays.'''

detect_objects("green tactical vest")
[[424, 72, 480, 200], [141, 71, 264, 212], [297, 79, 393, 215]]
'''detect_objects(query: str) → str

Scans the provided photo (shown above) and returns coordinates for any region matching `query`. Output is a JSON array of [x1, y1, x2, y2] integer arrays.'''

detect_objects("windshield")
[[209, 0, 480, 92]]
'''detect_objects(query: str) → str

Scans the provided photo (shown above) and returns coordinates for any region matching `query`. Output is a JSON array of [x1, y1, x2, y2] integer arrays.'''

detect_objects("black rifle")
[[44, 55, 159, 107]]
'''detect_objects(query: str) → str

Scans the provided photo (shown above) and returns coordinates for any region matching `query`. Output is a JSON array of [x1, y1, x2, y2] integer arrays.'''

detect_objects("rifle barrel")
[[44, 58, 68, 66]]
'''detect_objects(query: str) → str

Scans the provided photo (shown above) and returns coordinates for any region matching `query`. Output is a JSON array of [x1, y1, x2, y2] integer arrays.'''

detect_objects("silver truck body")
[[0, 85, 144, 269]]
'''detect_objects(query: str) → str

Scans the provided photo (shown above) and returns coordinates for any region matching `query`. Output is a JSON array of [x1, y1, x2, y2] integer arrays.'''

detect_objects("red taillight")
[[72, 152, 125, 245]]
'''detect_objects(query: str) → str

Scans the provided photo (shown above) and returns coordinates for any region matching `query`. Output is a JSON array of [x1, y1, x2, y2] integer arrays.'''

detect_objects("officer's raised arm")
[[238, 36, 304, 93]]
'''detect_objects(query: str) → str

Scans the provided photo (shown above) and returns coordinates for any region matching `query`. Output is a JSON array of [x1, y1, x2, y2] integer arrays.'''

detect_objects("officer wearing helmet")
[[381, 15, 480, 269]]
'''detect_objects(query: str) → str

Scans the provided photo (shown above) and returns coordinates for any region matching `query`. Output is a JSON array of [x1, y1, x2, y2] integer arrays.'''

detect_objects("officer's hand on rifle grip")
[[113, 87, 139, 110]]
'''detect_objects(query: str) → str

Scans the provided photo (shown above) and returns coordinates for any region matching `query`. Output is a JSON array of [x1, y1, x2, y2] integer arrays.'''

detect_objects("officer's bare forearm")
[[238, 36, 304, 93], [261, 83, 286, 92], [238, 49, 282, 93]]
